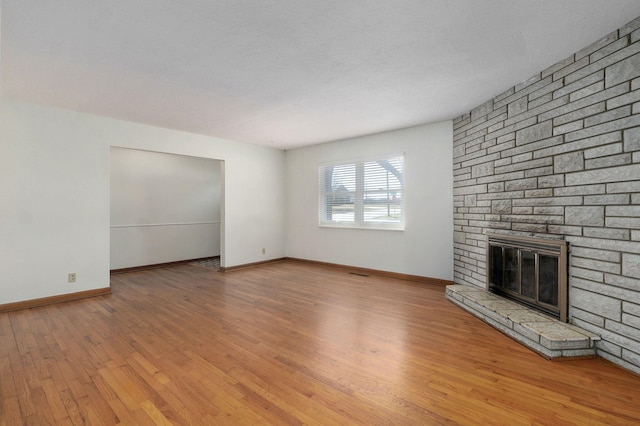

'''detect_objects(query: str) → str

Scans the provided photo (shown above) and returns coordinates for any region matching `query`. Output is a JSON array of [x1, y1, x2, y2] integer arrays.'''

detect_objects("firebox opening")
[[486, 233, 568, 322]]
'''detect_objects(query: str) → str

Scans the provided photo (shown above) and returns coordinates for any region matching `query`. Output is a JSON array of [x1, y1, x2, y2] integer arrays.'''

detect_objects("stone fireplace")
[[451, 16, 640, 373], [486, 234, 568, 322]]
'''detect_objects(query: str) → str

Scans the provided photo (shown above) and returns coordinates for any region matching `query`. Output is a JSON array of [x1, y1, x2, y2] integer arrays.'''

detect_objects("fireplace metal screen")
[[486, 233, 568, 322]]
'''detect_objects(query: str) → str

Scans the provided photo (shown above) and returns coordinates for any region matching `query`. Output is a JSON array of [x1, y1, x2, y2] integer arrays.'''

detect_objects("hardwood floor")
[[2, 260, 640, 425]]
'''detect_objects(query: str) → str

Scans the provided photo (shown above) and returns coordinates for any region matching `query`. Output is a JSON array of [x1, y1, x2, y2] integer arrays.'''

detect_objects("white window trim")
[[318, 153, 405, 231]]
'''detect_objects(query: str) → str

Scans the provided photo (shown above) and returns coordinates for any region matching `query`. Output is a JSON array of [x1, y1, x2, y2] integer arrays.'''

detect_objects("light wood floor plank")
[[2, 260, 640, 424]]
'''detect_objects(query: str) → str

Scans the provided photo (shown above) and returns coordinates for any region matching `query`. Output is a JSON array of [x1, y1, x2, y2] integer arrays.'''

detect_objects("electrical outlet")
[[68, 273, 76, 283], [262, 248, 266, 254]]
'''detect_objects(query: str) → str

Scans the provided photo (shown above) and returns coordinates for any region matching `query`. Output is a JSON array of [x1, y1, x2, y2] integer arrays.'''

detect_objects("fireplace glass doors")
[[487, 234, 568, 322]]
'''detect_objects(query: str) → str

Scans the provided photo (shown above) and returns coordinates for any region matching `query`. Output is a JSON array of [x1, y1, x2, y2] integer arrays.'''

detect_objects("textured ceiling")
[[3, 1, 640, 149]]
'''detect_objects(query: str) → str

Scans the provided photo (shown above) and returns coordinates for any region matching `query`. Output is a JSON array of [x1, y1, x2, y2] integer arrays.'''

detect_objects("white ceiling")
[[3, 1, 640, 150]]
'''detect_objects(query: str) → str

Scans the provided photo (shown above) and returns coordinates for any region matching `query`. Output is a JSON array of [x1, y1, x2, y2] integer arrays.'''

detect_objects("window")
[[319, 154, 404, 230]]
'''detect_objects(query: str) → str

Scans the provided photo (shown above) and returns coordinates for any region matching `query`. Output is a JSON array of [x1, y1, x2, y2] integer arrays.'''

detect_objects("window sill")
[[319, 223, 405, 231]]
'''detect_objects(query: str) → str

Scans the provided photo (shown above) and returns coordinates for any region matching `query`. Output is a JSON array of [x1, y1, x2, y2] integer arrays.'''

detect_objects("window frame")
[[318, 153, 405, 231]]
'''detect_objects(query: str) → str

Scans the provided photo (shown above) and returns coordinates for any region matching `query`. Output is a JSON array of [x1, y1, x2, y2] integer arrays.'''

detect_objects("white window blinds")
[[319, 154, 404, 230]]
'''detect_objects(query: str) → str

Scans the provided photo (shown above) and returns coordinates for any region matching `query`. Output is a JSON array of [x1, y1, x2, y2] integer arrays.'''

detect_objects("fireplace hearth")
[[486, 234, 568, 322]]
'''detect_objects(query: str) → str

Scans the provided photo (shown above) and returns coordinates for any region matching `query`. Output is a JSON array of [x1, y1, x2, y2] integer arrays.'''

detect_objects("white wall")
[[0, 99, 285, 305], [285, 122, 454, 281], [110, 148, 222, 269]]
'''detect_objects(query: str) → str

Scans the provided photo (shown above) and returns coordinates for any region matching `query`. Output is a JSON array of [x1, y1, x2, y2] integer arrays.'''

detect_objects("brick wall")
[[453, 16, 640, 374]]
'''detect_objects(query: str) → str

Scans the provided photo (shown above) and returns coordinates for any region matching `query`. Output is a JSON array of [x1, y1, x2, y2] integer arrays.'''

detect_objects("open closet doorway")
[[109, 147, 223, 271]]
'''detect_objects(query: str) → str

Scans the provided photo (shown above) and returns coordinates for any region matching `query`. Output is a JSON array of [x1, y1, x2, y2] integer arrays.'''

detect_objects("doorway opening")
[[109, 147, 224, 271]]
